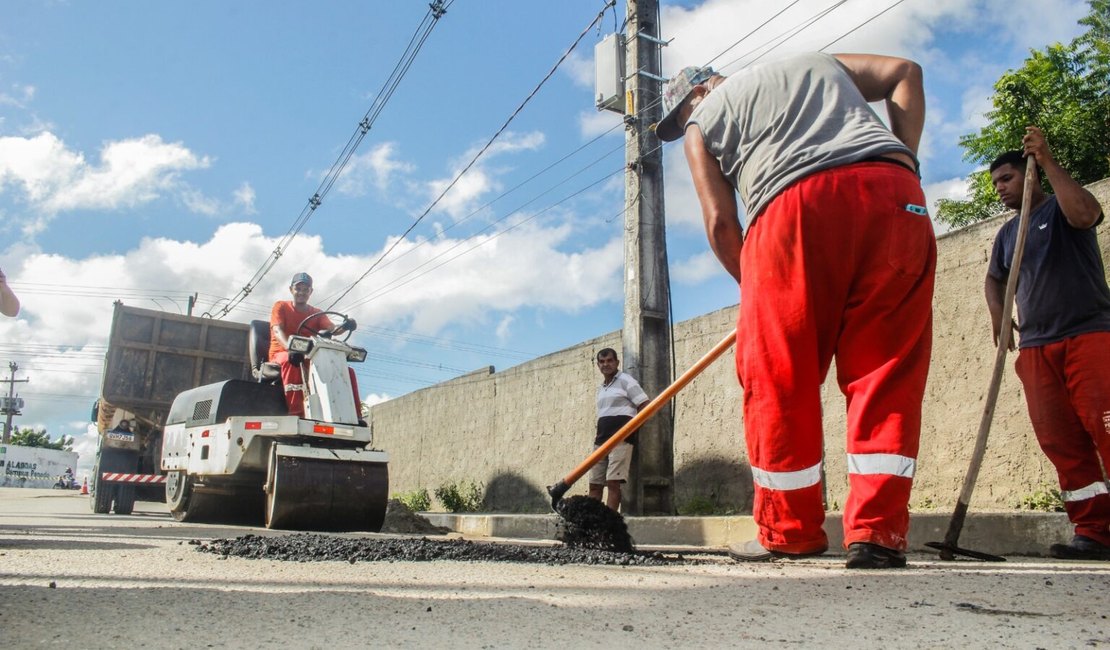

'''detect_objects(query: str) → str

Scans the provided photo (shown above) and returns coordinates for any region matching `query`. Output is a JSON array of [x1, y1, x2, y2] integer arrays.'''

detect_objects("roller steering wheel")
[[295, 310, 356, 342]]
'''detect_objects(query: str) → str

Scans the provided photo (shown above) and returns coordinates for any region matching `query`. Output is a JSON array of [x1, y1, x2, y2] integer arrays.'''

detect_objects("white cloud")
[[44, 134, 209, 212], [0, 217, 625, 437], [664, 143, 750, 233], [495, 314, 514, 340], [181, 187, 222, 216], [924, 176, 974, 206], [0, 84, 35, 108], [578, 110, 622, 139], [233, 182, 257, 215], [179, 181, 258, 217], [960, 82, 996, 132], [425, 131, 546, 220], [71, 424, 101, 477], [923, 175, 977, 234], [362, 393, 391, 408], [334, 141, 416, 197], [0, 132, 216, 233], [338, 222, 623, 333], [563, 49, 595, 89], [672, 249, 724, 285]]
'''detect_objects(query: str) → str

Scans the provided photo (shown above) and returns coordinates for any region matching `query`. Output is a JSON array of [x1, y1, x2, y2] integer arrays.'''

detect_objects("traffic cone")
[[80, 478, 89, 495]]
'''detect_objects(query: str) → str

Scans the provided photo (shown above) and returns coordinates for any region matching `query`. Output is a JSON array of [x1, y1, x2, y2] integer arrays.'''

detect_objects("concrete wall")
[[371, 179, 1110, 513], [0, 445, 80, 489]]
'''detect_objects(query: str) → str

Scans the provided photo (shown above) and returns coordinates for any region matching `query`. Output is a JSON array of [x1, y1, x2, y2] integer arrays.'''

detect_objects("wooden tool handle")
[[943, 155, 1037, 545]]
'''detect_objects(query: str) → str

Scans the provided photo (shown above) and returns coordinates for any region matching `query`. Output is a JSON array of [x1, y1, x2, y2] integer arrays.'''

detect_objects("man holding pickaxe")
[[985, 127, 1110, 561]]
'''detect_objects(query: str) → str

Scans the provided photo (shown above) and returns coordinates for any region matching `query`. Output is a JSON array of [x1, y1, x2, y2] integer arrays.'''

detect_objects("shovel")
[[547, 328, 737, 511], [925, 155, 1038, 562]]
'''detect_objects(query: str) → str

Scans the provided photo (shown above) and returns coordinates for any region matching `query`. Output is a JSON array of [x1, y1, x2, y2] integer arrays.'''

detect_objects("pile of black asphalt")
[[193, 495, 689, 566], [553, 495, 634, 554], [193, 534, 686, 566]]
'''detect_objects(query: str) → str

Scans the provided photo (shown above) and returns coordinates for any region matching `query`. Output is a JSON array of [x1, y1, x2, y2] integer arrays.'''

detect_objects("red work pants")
[[738, 162, 936, 553], [272, 351, 362, 419], [1015, 332, 1110, 545]]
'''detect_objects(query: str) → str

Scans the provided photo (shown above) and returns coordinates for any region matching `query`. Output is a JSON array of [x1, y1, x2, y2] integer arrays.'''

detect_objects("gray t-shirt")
[[686, 52, 914, 221]]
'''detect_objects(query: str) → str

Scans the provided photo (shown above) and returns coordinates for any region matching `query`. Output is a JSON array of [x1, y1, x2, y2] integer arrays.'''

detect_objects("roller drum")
[[265, 444, 388, 532]]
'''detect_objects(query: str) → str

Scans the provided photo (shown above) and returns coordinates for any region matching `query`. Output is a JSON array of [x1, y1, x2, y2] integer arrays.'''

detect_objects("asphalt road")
[[1, 488, 1108, 649]]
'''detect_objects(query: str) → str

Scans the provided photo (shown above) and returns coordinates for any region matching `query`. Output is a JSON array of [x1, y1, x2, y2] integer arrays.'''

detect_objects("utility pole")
[[1, 362, 29, 444], [621, 0, 674, 515]]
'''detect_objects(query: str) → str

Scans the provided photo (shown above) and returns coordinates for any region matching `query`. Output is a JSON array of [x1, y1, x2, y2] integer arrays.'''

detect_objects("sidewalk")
[[423, 510, 1073, 555]]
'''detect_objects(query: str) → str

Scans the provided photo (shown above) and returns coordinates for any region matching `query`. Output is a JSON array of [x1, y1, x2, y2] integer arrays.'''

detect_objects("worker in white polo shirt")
[[588, 348, 649, 512]]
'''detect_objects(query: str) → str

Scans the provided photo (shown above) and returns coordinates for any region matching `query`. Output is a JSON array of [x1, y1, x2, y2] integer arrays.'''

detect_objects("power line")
[[324, 0, 618, 312], [717, 1, 848, 72], [335, 1, 897, 310], [340, 140, 625, 311], [208, 0, 453, 320], [347, 164, 625, 308], [819, 0, 910, 51], [703, 0, 805, 68], [312, 120, 627, 309]]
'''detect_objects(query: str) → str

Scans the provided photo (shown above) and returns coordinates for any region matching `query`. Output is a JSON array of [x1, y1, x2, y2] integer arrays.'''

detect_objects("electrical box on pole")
[[594, 33, 625, 113], [0, 396, 24, 414]]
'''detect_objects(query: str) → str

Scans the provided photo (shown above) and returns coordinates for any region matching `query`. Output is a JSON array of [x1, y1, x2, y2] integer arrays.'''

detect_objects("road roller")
[[160, 312, 388, 531]]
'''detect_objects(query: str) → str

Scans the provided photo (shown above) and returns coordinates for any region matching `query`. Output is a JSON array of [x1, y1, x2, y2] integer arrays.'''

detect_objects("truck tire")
[[114, 485, 136, 515], [91, 473, 113, 514]]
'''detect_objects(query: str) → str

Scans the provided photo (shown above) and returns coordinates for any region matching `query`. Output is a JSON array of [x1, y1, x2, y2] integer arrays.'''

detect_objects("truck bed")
[[98, 303, 252, 429]]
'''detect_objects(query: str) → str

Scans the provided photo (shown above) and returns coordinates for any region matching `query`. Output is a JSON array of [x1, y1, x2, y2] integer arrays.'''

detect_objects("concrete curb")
[[423, 511, 1073, 555]]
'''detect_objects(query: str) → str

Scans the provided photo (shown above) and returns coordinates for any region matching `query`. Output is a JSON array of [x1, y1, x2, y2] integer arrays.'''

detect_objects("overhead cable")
[[324, 0, 618, 312], [207, 0, 453, 320]]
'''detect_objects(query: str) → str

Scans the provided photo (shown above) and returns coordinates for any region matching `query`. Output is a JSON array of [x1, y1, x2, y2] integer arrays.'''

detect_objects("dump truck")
[[90, 302, 253, 514]]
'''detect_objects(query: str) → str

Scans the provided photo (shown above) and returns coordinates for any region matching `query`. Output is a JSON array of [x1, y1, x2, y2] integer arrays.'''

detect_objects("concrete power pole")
[[1, 362, 29, 444], [622, 0, 674, 515]]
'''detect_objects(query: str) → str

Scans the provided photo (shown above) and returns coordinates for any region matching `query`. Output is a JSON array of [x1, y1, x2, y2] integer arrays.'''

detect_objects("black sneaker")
[[1049, 535, 1110, 561], [728, 539, 828, 563], [845, 542, 907, 569]]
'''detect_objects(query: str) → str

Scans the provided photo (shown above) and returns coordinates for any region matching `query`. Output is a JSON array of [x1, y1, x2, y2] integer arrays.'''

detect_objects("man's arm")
[[685, 125, 743, 285], [270, 302, 291, 355], [1022, 126, 1102, 229], [0, 268, 20, 318], [984, 273, 1016, 352], [271, 324, 290, 351], [833, 53, 925, 156]]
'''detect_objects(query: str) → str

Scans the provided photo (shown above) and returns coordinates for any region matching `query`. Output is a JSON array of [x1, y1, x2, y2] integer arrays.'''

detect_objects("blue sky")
[[0, 0, 1094, 473]]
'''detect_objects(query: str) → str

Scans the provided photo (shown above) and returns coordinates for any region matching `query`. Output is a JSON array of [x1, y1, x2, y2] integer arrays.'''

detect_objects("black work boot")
[[845, 542, 907, 569], [1049, 535, 1110, 561]]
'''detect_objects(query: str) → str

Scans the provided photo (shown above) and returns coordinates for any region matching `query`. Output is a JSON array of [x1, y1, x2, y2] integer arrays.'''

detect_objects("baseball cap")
[[656, 65, 717, 142], [290, 272, 313, 288]]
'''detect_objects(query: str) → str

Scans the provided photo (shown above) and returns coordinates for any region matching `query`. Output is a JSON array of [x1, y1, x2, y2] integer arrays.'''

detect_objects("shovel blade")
[[924, 541, 1006, 562]]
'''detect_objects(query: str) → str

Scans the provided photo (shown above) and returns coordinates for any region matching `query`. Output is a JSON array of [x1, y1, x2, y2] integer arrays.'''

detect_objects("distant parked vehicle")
[[53, 474, 79, 490]]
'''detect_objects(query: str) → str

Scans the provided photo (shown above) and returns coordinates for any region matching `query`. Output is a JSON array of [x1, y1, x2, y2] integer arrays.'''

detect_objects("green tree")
[[936, 1, 1110, 229], [9, 427, 74, 451]]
